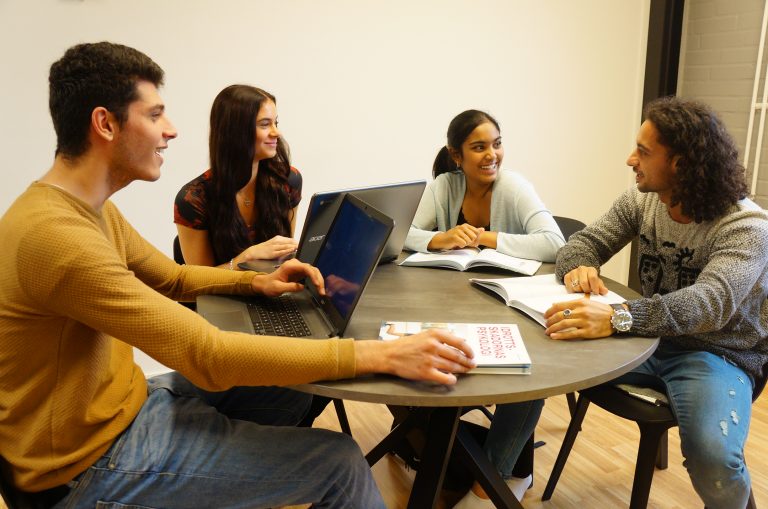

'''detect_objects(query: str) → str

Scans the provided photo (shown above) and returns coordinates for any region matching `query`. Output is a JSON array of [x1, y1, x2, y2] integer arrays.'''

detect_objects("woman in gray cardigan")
[[405, 110, 561, 508], [404, 109, 564, 262]]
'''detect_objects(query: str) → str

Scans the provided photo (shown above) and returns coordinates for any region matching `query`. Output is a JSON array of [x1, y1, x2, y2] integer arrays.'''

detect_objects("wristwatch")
[[610, 303, 633, 333]]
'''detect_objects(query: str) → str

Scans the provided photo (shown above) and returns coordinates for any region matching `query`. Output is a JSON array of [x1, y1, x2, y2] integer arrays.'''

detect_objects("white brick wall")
[[678, 0, 768, 208]]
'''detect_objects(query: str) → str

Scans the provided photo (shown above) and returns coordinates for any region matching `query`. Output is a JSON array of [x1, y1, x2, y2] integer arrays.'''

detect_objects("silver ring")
[[563, 309, 572, 317], [571, 279, 580, 288]]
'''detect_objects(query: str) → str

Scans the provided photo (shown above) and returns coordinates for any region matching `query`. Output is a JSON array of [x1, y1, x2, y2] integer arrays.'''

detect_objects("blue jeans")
[[483, 399, 545, 479], [54, 372, 384, 509], [617, 346, 754, 509]]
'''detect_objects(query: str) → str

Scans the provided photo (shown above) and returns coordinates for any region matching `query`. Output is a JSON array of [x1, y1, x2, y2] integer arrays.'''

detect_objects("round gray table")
[[292, 261, 658, 509], [296, 261, 657, 404]]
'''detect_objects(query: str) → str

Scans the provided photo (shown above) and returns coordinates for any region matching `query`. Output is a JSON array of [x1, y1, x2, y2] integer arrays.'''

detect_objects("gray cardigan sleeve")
[[404, 179, 445, 252], [491, 172, 564, 262]]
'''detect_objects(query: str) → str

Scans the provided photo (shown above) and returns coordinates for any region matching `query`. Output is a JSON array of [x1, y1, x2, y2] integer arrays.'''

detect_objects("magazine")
[[399, 248, 542, 276], [379, 321, 531, 374], [470, 274, 625, 327]]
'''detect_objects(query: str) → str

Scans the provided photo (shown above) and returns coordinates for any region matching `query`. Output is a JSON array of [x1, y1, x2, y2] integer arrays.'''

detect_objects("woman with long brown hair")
[[175, 84, 300, 268]]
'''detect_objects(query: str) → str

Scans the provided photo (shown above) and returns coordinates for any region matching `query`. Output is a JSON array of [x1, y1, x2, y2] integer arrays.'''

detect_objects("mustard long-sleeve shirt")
[[0, 183, 355, 491]]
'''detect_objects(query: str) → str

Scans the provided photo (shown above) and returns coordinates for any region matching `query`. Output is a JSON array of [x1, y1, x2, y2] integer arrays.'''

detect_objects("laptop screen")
[[297, 180, 426, 265], [310, 195, 393, 323]]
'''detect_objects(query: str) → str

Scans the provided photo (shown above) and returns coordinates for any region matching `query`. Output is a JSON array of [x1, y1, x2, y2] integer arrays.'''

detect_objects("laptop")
[[295, 180, 426, 265], [198, 193, 394, 338]]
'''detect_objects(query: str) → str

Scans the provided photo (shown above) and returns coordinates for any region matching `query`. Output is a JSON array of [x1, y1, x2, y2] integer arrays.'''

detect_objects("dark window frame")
[[627, 0, 685, 292]]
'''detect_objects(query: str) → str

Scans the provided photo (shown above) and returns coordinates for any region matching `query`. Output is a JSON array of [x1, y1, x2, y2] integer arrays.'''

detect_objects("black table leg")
[[368, 406, 523, 509], [454, 421, 524, 509], [365, 407, 430, 466], [407, 407, 462, 509]]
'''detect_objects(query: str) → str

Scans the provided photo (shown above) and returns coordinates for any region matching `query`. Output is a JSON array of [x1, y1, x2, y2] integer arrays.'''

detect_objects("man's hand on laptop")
[[252, 258, 325, 297], [355, 329, 476, 385]]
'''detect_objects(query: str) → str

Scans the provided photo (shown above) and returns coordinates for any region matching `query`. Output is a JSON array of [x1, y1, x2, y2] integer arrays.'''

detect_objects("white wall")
[[1, 0, 648, 280], [0, 0, 648, 304]]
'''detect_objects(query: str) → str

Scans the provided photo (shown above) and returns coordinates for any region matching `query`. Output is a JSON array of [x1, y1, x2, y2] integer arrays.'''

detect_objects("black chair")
[[542, 372, 759, 509], [553, 215, 587, 243], [552, 215, 587, 417], [330, 400, 352, 435], [172, 235, 185, 264], [172, 236, 196, 311], [0, 456, 64, 509]]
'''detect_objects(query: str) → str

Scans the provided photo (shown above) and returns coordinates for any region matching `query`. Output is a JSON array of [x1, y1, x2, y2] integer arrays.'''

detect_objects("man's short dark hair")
[[644, 96, 749, 222], [49, 42, 164, 159]]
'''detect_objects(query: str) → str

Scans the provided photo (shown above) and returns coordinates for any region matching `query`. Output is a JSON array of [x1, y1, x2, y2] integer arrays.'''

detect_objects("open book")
[[470, 274, 625, 327], [399, 248, 542, 276], [379, 321, 531, 374]]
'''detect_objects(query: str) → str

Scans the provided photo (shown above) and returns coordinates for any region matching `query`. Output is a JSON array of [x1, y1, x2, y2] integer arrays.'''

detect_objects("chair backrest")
[[171, 236, 196, 310], [0, 456, 52, 509], [752, 363, 766, 402], [173, 235, 185, 264], [553, 216, 586, 241]]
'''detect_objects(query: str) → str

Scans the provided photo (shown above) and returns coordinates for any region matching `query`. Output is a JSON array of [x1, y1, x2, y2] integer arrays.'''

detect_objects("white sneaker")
[[453, 489, 494, 509], [452, 474, 533, 508], [506, 474, 533, 500]]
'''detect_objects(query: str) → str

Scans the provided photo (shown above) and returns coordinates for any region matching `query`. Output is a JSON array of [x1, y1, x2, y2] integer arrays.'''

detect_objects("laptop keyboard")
[[246, 295, 313, 337]]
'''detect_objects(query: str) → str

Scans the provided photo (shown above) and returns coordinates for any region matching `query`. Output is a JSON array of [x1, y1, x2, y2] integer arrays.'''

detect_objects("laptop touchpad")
[[206, 311, 254, 334]]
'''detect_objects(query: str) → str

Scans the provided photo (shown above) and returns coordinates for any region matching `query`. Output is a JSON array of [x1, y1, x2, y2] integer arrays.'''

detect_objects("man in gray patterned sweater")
[[543, 96, 768, 509]]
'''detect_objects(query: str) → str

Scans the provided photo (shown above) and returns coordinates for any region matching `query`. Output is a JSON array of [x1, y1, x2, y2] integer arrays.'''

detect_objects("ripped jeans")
[[617, 345, 753, 509]]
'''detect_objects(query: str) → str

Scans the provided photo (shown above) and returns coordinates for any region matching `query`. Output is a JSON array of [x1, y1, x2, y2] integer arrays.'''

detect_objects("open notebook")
[[470, 274, 625, 327]]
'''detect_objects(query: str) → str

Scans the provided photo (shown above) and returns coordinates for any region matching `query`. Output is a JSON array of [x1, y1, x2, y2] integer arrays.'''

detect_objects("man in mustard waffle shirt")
[[0, 42, 476, 508]]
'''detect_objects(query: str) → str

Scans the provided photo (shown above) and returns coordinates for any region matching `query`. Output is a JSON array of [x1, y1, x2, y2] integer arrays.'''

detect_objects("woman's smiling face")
[[451, 121, 503, 185], [253, 100, 280, 162]]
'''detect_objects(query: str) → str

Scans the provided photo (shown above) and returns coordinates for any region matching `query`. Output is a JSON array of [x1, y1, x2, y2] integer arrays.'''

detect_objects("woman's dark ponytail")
[[432, 146, 457, 179]]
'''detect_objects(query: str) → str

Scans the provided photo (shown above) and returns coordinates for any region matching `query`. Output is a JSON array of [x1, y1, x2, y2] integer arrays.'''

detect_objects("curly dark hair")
[[208, 85, 292, 263], [644, 96, 748, 222], [49, 42, 164, 159]]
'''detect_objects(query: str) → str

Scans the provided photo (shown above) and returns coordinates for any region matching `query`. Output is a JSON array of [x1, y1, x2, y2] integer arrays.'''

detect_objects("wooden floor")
[[2, 394, 764, 509], [312, 392, 767, 509]]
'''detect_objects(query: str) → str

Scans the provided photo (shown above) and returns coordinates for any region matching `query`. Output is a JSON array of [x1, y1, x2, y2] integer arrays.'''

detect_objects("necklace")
[[237, 192, 253, 207], [237, 192, 254, 228]]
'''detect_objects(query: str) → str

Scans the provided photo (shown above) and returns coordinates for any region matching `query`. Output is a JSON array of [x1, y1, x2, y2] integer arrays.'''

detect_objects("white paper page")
[[473, 249, 542, 275], [472, 274, 625, 310], [400, 248, 480, 268], [517, 293, 588, 314]]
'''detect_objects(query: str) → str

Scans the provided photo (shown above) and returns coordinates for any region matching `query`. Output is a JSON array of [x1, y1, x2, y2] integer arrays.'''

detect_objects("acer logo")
[[308, 235, 325, 242]]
